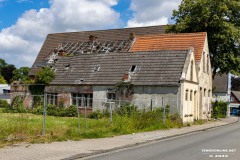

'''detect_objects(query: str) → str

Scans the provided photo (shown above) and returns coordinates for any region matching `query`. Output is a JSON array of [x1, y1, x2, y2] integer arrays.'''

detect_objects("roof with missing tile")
[[50, 50, 188, 86], [29, 25, 167, 75], [130, 32, 206, 62]]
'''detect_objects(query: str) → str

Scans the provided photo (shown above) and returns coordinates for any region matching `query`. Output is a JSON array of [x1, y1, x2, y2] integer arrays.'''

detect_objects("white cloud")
[[127, 0, 181, 27], [0, 0, 120, 68]]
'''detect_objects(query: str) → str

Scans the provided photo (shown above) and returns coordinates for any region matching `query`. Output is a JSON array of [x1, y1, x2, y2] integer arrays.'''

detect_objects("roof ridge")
[[135, 32, 207, 38], [48, 25, 168, 35]]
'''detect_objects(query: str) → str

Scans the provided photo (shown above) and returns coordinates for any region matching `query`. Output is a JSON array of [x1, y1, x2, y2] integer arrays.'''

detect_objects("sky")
[[0, 0, 182, 68]]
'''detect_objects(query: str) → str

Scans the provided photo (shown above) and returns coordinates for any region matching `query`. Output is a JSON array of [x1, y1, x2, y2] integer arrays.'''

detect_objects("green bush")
[[0, 99, 10, 108], [33, 105, 43, 115], [116, 103, 138, 117], [212, 101, 228, 119], [88, 110, 105, 119], [63, 105, 78, 117], [2, 96, 28, 113], [32, 104, 78, 117]]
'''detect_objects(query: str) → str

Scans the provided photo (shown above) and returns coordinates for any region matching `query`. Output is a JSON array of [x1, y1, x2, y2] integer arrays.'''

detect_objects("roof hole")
[[65, 64, 70, 69], [130, 65, 137, 72]]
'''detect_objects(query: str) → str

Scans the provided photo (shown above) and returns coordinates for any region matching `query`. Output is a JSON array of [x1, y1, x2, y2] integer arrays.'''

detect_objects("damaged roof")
[[50, 50, 188, 86], [29, 25, 167, 75], [130, 32, 206, 62]]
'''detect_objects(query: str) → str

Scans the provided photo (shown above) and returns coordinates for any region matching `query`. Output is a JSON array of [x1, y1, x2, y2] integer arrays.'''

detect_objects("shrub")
[[0, 99, 10, 108], [88, 110, 105, 119], [33, 105, 43, 115], [46, 104, 59, 116], [212, 101, 228, 118], [32, 104, 78, 117], [116, 103, 138, 117], [63, 105, 78, 117], [2, 95, 27, 113]]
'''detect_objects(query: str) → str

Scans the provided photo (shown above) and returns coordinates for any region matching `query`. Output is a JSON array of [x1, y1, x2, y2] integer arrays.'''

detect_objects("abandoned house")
[[12, 25, 212, 122]]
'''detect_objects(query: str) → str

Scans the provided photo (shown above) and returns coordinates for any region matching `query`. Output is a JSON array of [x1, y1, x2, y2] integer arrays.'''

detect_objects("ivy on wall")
[[114, 81, 134, 99]]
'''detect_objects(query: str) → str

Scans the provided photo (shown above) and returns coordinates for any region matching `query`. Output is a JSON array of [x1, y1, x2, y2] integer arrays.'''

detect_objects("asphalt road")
[[85, 121, 240, 160]]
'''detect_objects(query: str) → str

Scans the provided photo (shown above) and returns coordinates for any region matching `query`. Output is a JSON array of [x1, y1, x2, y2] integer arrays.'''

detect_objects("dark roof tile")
[[50, 50, 187, 86]]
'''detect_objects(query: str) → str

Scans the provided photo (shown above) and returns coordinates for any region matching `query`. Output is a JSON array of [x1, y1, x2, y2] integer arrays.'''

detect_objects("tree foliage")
[[0, 58, 16, 84], [29, 67, 55, 95], [115, 81, 134, 100], [0, 64, 16, 84], [167, 0, 240, 76], [231, 77, 240, 91], [35, 67, 55, 84], [0, 75, 7, 84], [12, 67, 31, 83]]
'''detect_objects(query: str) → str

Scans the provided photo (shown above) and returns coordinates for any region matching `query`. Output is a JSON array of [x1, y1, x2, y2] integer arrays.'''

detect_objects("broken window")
[[107, 93, 116, 100], [72, 93, 93, 107]]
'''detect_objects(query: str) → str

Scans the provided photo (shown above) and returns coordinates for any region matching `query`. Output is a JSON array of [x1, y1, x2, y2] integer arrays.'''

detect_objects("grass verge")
[[0, 109, 182, 148]]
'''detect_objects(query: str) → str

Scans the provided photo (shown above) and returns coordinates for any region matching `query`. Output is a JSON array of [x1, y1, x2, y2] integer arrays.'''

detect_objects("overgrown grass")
[[0, 107, 183, 148]]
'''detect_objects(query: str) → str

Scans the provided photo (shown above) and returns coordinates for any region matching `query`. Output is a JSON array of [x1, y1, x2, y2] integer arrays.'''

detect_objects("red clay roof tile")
[[130, 32, 207, 62]]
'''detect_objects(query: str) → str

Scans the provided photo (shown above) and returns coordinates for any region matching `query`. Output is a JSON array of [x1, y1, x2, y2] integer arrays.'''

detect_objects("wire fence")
[[0, 93, 181, 144]]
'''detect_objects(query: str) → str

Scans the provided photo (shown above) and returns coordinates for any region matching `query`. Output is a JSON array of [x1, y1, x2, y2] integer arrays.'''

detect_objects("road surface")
[[85, 121, 240, 160]]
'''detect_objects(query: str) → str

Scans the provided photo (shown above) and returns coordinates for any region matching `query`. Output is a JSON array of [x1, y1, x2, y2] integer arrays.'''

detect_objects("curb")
[[63, 118, 239, 160]]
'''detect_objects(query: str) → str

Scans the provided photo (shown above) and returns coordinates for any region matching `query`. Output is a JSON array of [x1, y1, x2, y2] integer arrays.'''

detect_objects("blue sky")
[[0, 0, 181, 68]]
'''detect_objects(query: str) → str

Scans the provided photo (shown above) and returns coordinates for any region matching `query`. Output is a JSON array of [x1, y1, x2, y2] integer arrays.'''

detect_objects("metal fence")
[[0, 93, 180, 144]]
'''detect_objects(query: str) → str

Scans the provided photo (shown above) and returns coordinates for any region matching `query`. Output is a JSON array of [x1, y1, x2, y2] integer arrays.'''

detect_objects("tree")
[[231, 77, 240, 91], [0, 58, 7, 71], [12, 67, 30, 83], [0, 75, 7, 84], [29, 67, 55, 96], [167, 0, 240, 77], [35, 67, 55, 84], [1, 64, 16, 84]]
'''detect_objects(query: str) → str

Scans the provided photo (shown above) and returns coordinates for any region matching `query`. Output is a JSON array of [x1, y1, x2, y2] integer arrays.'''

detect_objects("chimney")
[[123, 73, 129, 81], [129, 32, 135, 41], [58, 45, 66, 56]]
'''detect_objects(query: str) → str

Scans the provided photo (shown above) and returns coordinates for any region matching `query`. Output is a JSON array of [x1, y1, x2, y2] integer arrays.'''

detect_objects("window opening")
[[190, 60, 193, 81], [72, 93, 93, 107], [207, 55, 209, 74], [185, 90, 188, 101], [190, 90, 193, 101], [203, 52, 205, 72], [47, 93, 58, 106]]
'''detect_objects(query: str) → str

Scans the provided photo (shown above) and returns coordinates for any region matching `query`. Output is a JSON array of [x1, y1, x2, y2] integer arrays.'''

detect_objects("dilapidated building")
[[22, 25, 212, 122]]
